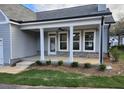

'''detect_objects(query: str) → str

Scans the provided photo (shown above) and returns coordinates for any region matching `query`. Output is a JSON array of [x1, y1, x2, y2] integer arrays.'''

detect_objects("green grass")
[[0, 69, 124, 88]]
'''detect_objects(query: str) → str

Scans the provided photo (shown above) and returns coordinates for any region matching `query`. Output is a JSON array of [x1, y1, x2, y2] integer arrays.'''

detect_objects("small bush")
[[84, 63, 91, 68], [110, 47, 119, 62], [117, 45, 124, 50], [71, 62, 79, 67], [11, 63, 16, 67], [46, 60, 51, 65], [98, 64, 106, 71], [35, 60, 42, 65], [58, 60, 63, 66]]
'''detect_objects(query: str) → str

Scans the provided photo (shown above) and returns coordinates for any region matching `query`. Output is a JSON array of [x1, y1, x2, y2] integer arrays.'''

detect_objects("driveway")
[[0, 61, 35, 74]]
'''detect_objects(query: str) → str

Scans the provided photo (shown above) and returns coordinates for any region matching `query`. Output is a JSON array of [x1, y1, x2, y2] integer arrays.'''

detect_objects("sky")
[[24, 4, 124, 21]]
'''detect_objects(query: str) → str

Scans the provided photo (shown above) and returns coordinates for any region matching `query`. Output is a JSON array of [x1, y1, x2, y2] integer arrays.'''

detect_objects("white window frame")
[[73, 31, 81, 51], [83, 30, 96, 52], [58, 32, 68, 51]]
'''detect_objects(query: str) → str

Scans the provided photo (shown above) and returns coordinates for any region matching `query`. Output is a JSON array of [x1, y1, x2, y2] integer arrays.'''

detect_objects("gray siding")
[[11, 24, 37, 59], [0, 24, 11, 65], [42, 28, 107, 56], [103, 25, 108, 53], [95, 30, 99, 52]]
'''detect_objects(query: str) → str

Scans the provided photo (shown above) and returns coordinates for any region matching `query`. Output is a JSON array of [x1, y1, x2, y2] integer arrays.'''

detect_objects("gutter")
[[100, 16, 104, 64]]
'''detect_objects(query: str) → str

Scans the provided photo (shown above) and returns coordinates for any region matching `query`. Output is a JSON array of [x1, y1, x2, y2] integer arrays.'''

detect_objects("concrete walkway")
[[0, 61, 35, 74]]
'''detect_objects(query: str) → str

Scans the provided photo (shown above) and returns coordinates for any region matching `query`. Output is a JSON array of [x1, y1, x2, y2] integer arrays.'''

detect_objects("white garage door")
[[0, 38, 3, 65]]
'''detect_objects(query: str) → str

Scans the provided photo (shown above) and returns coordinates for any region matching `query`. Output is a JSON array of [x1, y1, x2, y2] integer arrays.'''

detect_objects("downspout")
[[100, 16, 104, 64], [107, 24, 111, 56]]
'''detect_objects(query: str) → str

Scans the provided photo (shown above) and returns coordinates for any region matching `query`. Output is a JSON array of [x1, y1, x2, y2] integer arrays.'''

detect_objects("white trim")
[[0, 9, 9, 22], [10, 21, 20, 25], [9, 24, 13, 64], [21, 16, 101, 26], [83, 30, 96, 52], [21, 20, 101, 30], [69, 26, 73, 62], [48, 32, 56, 35], [48, 32, 57, 55], [58, 31, 68, 51], [73, 31, 81, 52], [40, 28, 45, 61]]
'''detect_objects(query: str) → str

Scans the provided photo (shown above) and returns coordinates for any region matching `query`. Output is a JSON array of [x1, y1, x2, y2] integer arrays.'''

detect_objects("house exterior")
[[0, 4, 115, 66]]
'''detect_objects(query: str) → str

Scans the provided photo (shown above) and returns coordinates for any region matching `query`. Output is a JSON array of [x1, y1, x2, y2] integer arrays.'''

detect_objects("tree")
[[110, 14, 124, 45]]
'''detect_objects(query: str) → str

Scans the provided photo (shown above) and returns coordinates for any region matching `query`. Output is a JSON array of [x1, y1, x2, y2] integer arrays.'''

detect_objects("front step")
[[16, 61, 35, 67]]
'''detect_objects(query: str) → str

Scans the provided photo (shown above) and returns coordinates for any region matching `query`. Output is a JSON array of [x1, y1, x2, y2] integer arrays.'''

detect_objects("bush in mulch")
[[35, 60, 42, 66], [117, 45, 124, 50], [71, 62, 79, 67], [110, 47, 119, 62], [84, 63, 92, 68], [58, 60, 63, 66], [11, 63, 16, 67], [98, 64, 106, 71], [46, 60, 51, 65]]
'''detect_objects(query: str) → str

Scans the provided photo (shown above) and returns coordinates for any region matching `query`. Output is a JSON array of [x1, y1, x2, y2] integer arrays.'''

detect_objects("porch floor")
[[23, 56, 99, 65]]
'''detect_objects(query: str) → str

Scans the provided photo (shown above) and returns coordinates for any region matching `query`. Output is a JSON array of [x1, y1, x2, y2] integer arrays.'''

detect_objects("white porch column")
[[69, 26, 74, 63], [40, 28, 44, 61]]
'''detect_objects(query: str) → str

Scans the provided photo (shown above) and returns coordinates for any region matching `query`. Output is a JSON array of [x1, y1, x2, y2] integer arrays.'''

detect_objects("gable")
[[0, 4, 36, 21]]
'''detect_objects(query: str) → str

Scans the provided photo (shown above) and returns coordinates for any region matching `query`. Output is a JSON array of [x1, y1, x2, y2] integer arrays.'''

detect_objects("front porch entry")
[[21, 16, 105, 64], [48, 33, 57, 55]]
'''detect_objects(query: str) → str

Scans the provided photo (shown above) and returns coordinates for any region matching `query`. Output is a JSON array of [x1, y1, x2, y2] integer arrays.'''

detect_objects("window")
[[84, 31, 95, 51], [59, 32, 68, 50], [73, 32, 81, 50]]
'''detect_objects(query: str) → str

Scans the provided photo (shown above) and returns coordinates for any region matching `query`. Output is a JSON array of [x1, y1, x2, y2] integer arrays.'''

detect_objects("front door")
[[48, 36, 56, 55]]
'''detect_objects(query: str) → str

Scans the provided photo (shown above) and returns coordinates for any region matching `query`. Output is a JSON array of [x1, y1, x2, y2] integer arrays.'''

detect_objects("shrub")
[[117, 45, 124, 50], [46, 60, 51, 65], [110, 47, 119, 62], [35, 60, 42, 65], [11, 63, 16, 67], [71, 62, 79, 67], [84, 63, 91, 68], [98, 64, 106, 71], [58, 60, 63, 66]]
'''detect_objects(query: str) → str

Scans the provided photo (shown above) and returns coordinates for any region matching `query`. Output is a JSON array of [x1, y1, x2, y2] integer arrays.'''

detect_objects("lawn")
[[0, 69, 124, 88]]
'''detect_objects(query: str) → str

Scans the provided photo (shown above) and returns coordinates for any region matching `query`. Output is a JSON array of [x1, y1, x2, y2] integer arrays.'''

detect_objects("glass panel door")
[[49, 36, 56, 55]]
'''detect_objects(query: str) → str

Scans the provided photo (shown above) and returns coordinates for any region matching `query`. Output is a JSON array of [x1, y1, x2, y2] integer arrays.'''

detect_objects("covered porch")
[[20, 16, 106, 65]]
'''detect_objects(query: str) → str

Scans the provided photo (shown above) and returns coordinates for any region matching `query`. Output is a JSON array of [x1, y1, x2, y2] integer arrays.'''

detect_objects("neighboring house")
[[109, 36, 118, 47], [0, 4, 115, 66], [118, 29, 124, 45], [120, 35, 124, 45]]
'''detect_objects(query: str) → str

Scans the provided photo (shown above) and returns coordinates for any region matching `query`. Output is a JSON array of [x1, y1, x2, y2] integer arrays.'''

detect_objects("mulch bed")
[[28, 61, 124, 77]]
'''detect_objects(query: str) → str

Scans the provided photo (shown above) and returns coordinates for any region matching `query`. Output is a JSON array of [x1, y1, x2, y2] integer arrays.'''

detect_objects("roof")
[[9, 4, 115, 24], [35, 4, 115, 24], [0, 4, 36, 21]]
